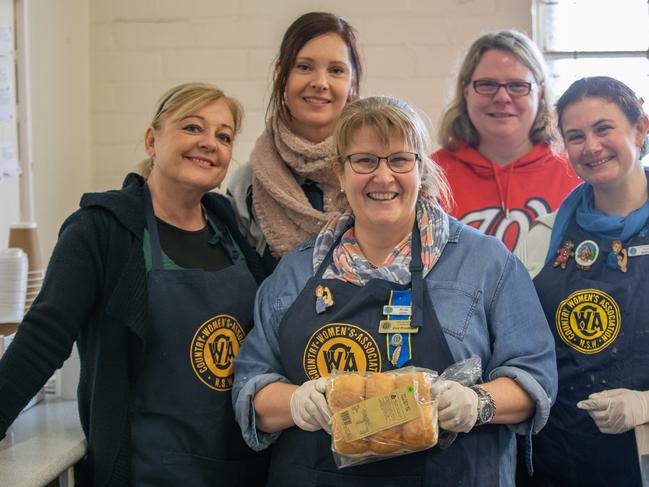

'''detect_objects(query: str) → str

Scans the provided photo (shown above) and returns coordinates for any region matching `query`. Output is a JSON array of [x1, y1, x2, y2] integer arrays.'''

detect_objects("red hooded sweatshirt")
[[432, 142, 581, 252]]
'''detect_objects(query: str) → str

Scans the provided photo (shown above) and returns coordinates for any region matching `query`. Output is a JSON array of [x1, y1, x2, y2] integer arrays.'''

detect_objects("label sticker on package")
[[334, 386, 421, 442]]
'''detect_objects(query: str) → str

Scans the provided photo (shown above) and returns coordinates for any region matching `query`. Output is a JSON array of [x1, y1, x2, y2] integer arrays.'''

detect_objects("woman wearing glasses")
[[228, 12, 362, 273], [434, 30, 580, 252], [233, 96, 557, 486]]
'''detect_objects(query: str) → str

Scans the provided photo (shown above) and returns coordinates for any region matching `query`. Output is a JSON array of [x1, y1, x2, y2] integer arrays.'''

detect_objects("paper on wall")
[[0, 59, 15, 122], [0, 142, 19, 178], [0, 25, 12, 55]]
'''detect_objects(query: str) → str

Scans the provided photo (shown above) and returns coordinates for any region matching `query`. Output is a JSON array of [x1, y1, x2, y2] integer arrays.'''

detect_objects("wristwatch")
[[471, 385, 496, 426]]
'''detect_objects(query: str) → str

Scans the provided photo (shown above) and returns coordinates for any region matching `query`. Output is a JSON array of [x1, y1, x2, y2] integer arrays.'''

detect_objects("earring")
[[340, 187, 345, 193]]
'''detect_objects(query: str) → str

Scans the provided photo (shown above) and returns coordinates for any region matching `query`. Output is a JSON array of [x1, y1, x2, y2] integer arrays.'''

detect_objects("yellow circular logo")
[[190, 314, 246, 391], [303, 323, 381, 380], [555, 289, 621, 354]]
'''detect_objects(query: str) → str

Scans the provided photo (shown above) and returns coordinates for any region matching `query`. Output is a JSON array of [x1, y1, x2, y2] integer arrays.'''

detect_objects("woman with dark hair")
[[0, 83, 268, 486], [434, 30, 580, 252], [517, 76, 649, 486], [228, 11, 362, 273]]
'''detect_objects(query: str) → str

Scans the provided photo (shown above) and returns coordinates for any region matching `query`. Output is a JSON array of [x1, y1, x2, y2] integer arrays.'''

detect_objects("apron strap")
[[409, 223, 424, 329], [314, 219, 425, 329], [205, 211, 240, 263], [314, 229, 345, 280], [143, 183, 164, 270]]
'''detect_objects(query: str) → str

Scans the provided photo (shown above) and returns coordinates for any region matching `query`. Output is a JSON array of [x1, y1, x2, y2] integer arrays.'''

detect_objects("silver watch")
[[471, 385, 496, 426]]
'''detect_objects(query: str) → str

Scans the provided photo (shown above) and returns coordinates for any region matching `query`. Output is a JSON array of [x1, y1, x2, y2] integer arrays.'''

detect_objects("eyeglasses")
[[471, 79, 535, 97], [344, 152, 420, 174]]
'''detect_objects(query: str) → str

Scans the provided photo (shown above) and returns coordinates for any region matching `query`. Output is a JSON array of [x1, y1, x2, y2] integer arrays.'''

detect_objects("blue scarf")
[[545, 167, 649, 265]]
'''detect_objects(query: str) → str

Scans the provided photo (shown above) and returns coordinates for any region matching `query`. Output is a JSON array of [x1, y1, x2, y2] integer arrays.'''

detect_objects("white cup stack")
[[9, 222, 44, 315], [25, 268, 44, 313], [0, 248, 28, 323]]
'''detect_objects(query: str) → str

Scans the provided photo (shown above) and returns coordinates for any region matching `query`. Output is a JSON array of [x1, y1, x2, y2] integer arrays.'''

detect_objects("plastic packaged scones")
[[326, 367, 439, 468]]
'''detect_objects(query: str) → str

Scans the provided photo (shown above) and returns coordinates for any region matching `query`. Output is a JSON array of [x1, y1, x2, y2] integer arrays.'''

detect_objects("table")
[[0, 397, 85, 487]]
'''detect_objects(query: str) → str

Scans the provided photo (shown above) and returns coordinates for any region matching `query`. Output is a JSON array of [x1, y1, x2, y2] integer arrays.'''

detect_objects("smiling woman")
[[232, 96, 558, 487], [0, 82, 269, 487], [516, 77, 649, 487], [433, 30, 581, 252], [227, 12, 363, 273], [145, 98, 236, 227]]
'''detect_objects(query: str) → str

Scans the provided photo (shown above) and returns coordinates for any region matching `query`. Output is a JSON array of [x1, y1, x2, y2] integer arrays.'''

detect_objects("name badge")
[[383, 305, 412, 316], [378, 320, 419, 334], [628, 244, 649, 257]]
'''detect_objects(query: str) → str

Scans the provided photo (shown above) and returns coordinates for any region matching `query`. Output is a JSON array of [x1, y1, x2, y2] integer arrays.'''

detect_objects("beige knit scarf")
[[251, 119, 340, 257]]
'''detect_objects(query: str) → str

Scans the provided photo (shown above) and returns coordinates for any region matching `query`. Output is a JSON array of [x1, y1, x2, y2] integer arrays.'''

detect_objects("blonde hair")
[[437, 30, 556, 151], [138, 82, 243, 177], [333, 96, 451, 210]]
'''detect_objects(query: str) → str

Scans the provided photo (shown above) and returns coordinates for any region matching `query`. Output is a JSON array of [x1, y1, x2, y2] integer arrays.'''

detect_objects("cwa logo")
[[460, 197, 551, 251], [190, 314, 246, 391], [303, 323, 381, 380], [555, 289, 621, 354]]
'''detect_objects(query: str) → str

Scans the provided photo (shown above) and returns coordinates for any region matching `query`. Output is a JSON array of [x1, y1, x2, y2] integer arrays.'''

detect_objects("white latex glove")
[[437, 380, 478, 433], [290, 378, 331, 434], [577, 388, 649, 434]]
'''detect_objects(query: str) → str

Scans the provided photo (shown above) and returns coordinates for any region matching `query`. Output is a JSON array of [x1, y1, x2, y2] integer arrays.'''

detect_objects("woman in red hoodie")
[[434, 30, 580, 252]]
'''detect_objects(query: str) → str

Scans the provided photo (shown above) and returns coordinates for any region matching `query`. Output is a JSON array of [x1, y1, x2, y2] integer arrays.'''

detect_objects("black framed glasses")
[[344, 152, 420, 174], [471, 79, 535, 97]]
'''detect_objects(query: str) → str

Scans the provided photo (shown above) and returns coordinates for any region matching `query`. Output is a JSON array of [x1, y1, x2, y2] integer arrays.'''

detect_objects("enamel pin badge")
[[553, 240, 575, 270], [315, 284, 334, 314], [574, 240, 599, 271], [606, 240, 628, 273]]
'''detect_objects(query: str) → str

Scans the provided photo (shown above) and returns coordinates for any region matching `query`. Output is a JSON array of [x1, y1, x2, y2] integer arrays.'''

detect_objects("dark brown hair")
[[556, 76, 649, 157], [267, 12, 362, 125]]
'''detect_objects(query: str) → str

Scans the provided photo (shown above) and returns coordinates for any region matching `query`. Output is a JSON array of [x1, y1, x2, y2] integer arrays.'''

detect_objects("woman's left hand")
[[578, 388, 649, 434], [437, 380, 478, 433]]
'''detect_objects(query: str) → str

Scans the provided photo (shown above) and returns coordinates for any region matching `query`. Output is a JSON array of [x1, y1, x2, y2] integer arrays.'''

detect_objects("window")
[[535, 0, 649, 104]]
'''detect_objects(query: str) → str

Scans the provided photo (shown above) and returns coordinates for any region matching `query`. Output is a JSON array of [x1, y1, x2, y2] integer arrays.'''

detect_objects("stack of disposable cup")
[[6, 223, 47, 408], [0, 249, 28, 323], [25, 268, 44, 313], [8, 223, 43, 314]]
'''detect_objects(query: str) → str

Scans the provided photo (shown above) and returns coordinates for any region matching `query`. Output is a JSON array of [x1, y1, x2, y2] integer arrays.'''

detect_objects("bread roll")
[[328, 374, 368, 455], [395, 372, 438, 449], [365, 373, 402, 454], [332, 417, 370, 455], [328, 374, 365, 411]]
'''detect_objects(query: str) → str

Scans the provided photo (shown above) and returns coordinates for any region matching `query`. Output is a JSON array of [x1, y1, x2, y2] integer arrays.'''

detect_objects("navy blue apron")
[[267, 223, 501, 487], [531, 216, 649, 486], [130, 185, 268, 486]]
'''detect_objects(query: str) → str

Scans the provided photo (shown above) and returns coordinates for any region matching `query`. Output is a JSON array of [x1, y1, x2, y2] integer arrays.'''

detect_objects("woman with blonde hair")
[[228, 11, 362, 272], [0, 83, 268, 486], [233, 96, 557, 486], [434, 30, 580, 252]]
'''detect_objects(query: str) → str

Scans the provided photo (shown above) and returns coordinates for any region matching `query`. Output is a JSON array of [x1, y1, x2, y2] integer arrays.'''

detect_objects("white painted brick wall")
[[90, 0, 533, 191]]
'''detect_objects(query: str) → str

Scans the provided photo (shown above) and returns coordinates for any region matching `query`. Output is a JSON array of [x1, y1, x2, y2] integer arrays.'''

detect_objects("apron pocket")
[[309, 466, 422, 487], [162, 451, 267, 486]]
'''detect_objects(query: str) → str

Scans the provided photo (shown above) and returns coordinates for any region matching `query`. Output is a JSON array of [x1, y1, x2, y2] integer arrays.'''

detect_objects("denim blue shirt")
[[233, 218, 557, 487]]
